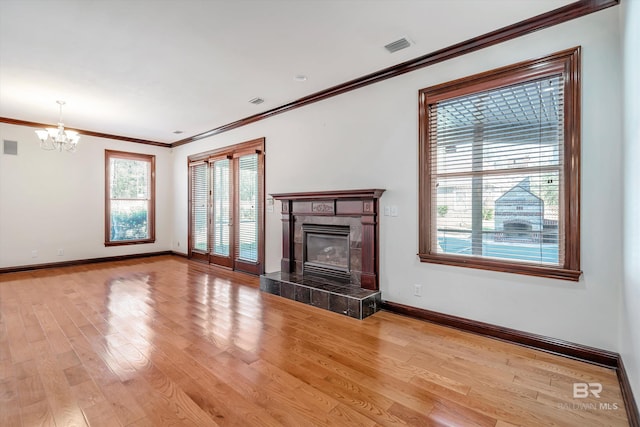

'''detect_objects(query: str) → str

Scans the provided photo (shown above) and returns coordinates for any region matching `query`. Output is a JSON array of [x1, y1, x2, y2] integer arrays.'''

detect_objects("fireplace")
[[271, 189, 385, 290], [261, 189, 385, 319], [302, 224, 350, 281]]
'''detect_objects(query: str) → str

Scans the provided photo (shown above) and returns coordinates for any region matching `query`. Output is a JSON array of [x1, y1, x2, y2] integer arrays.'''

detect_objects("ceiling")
[[0, 0, 575, 145]]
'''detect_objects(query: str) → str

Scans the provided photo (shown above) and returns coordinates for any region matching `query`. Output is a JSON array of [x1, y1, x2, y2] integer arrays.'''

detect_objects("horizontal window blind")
[[237, 154, 258, 262], [190, 162, 208, 252], [429, 75, 564, 266], [211, 159, 231, 257]]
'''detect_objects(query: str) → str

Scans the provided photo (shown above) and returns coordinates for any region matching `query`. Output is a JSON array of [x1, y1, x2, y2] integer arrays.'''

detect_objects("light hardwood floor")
[[0, 255, 629, 426]]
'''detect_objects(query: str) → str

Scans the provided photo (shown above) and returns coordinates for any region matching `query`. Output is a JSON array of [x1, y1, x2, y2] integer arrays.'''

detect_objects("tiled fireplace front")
[[260, 189, 384, 319]]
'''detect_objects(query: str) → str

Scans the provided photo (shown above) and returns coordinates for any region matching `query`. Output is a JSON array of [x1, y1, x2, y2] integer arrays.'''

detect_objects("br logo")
[[573, 382, 603, 398]]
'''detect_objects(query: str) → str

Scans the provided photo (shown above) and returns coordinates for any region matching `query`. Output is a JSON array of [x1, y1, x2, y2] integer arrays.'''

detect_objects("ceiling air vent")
[[248, 97, 265, 105], [384, 37, 411, 53]]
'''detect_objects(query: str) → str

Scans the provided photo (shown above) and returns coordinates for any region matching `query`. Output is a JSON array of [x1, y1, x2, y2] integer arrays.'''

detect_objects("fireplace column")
[[360, 199, 377, 290], [280, 200, 294, 272]]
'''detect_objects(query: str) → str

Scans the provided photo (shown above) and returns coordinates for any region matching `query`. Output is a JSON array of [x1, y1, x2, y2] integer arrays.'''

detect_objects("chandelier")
[[35, 101, 80, 152]]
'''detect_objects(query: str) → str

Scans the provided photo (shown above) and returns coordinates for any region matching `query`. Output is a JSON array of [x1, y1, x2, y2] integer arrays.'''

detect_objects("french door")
[[188, 138, 264, 275]]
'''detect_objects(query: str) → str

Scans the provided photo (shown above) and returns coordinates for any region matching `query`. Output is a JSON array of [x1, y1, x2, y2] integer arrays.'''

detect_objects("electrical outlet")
[[413, 284, 422, 297], [391, 205, 399, 217], [57, 248, 64, 256], [384, 206, 391, 216], [31, 250, 38, 258]]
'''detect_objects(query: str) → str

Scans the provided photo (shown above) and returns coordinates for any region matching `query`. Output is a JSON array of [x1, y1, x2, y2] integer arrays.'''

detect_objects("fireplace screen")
[[306, 234, 349, 269], [302, 224, 350, 280]]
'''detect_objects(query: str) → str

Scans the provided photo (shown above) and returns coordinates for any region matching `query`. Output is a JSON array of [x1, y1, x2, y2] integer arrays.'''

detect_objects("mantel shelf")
[[271, 189, 385, 201]]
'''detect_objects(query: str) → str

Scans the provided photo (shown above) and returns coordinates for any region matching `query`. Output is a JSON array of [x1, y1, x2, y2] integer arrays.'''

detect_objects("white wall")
[[621, 0, 640, 401], [0, 123, 173, 267], [172, 8, 623, 351]]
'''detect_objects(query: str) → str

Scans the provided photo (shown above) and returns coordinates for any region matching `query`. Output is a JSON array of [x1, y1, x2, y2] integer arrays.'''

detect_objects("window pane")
[[110, 200, 149, 241], [428, 75, 565, 267], [191, 163, 208, 252], [434, 172, 561, 265], [432, 76, 563, 175], [106, 150, 155, 245], [212, 159, 230, 256], [238, 154, 258, 262], [110, 158, 149, 199]]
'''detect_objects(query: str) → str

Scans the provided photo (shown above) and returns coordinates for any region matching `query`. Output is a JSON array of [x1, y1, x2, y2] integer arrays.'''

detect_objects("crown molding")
[[0, 117, 170, 148], [1, 0, 619, 148], [171, 0, 618, 147]]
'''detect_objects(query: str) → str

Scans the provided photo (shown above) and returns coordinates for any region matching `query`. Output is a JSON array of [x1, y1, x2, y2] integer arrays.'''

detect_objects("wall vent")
[[384, 37, 411, 53], [3, 140, 17, 155], [248, 97, 265, 105]]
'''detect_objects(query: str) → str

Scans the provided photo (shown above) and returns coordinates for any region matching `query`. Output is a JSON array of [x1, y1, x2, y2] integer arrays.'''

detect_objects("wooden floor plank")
[[0, 255, 630, 426], [29, 339, 88, 427]]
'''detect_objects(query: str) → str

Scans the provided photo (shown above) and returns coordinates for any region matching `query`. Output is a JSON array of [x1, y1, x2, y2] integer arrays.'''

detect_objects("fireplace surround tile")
[[295, 286, 311, 304], [261, 279, 281, 296], [329, 293, 349, 316], [310, 289, 329, 310], [281, 281, 296, 300]]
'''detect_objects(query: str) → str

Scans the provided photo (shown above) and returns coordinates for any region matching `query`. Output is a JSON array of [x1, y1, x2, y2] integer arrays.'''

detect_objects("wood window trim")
[[105, 150, 156, 246], [187, 137, 264, 162], [418, 47, 581, 281]]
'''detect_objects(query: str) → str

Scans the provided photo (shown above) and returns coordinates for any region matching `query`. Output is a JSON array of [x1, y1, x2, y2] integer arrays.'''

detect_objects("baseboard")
[[171, 250, 189, 258], [617, 356, 640, 427], [0, 251, 174, 274], [381, 301, 639, 425], [382, 301, 617, 366]]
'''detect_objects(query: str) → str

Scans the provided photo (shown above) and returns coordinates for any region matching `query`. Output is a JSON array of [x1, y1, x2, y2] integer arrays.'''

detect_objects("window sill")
[[418, 253, 582, 281], [105, 239, 156, 247]]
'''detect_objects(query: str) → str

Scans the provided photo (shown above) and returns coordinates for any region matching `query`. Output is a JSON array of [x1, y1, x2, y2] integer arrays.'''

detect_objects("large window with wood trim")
[[105, 150, 155, 246], [418, 47, 581, 281], [188, 138, 265, 275]]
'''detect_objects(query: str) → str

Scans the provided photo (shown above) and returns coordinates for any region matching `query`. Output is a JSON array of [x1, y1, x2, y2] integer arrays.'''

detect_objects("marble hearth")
[[260, 271, 381, 319]]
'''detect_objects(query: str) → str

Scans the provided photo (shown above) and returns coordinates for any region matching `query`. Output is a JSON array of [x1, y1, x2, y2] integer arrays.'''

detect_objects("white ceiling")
[[0, 0, 575, 144]]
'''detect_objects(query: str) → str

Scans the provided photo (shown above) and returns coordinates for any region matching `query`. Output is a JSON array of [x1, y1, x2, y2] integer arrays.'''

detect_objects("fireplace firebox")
[[302, 224, 350, 281]]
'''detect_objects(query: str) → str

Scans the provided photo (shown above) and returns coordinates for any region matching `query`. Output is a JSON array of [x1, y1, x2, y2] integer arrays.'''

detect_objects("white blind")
[[211, 159, 230, 257], [190, 162, 208, 252], [429, 75, 564, 266], [237, 154, 258, 262]]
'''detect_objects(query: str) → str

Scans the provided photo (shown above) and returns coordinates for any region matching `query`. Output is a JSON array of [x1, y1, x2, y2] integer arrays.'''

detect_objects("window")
[[105, 150, 155, 246], [418, 47, 581, 281], [188, 138, 265, 275]]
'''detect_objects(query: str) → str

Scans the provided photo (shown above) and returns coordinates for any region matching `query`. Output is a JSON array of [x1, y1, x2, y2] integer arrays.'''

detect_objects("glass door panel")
[[211, 159, 230, 257], [190, 163, 208, 253], [237, 154, 258, 262]]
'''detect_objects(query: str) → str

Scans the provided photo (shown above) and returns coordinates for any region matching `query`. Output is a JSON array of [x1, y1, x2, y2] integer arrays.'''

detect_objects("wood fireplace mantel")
[[271, 189, 385, 290]]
